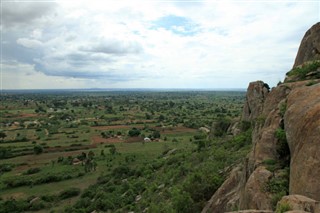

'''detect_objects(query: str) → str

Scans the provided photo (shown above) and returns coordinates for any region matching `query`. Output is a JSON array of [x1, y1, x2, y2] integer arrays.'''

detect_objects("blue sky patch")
[[151, 15, 199, 36]]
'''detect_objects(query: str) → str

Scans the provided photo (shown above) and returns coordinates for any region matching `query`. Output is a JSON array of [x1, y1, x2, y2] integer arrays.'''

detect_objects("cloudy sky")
[[1, 0, 319, 89]]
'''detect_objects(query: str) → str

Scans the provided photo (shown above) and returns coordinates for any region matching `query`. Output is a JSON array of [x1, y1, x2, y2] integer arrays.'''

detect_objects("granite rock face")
[[202, 22, 320, 213], [284, 82, 320, 199], [277, 194, 320, 213], [242, 81, 269, 122], [293, 22, 320, 68]]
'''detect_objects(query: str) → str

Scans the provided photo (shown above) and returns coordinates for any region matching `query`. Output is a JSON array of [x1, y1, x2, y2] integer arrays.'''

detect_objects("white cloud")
[[1, 1, 319, 89], [17, 38, 43, 49]]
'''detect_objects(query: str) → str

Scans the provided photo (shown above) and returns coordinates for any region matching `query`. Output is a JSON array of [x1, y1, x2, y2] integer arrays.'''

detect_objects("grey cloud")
[[2, 33, 43, 63], [2, 2, 57, 29], [81, 39, 143, 55], [17, 38, 43, 49], [44, 52, 115, 66], [41, 68, 143, 82]]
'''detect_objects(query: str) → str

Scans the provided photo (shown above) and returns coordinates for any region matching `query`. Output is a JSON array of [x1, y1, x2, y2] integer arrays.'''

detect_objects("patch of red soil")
[[45, 144, 96, 153], [9, 113, 44, 119], [125, 136, 143, 143], [91, 125, 144, 130], [91, 136, 122, 145], [155, 126, 197, 134]]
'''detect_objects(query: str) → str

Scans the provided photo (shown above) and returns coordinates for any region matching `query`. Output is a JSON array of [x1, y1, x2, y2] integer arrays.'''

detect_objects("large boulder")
[[203, 22, 320, 213], [202, 166, 243, 213], [284, 82, 320, 200], [277, 194, 320, 213], [242, 81, 269, 122], [293, 22, 320, 68], [240, 166, 273, 210]]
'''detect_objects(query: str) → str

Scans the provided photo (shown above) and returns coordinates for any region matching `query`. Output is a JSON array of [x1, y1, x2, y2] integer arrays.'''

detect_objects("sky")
[[1, 0, 319, 89]]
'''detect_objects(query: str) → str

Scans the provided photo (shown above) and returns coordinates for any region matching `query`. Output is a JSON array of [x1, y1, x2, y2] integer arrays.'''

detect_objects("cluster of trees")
[[65, 129, 252, 212]]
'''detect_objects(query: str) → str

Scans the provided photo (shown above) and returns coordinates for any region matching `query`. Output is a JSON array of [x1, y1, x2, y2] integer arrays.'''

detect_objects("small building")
[[144, 137, 151, 142]]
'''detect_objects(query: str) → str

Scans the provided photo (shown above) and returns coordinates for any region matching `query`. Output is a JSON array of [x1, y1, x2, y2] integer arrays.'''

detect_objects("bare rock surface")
[[242, 81, 269, 122], [277, 195, 320, 213], [293, 22, 320, 68], [201, 166, 242, 213], [284, 83, 320, 200], [203, 22, 320, 213]]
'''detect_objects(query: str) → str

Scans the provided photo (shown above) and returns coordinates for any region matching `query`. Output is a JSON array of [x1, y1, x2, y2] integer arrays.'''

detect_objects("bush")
[[193, 133, 206, 140], [213, 118, 231, 137], [275, 128, 290, 161], [59, 187, 81, 200], [0, 164, 13, 173], [0, 147, 12, 159], [23, 167, 41, 175], [172, 189, 194, 213], [0, 198, 29, 213], [276, 202, 291, 213], [286, 60, 320, 80], [240, 121, 251, 132], [128, 128, 141, 137], [279, 103, 287, 117], [41, 194, 58, 202], [33, 145, 43, 155]]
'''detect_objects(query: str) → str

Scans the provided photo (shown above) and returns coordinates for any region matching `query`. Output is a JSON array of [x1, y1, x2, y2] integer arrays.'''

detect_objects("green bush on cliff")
[[286, 60, 320, 80], [276, 202, 291, 213]]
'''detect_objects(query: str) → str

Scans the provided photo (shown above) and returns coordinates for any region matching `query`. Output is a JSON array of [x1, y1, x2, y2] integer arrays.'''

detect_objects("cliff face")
[[203, 22, 320, 213], [285, 82, 320, 198], [293, 22, 320, 68]]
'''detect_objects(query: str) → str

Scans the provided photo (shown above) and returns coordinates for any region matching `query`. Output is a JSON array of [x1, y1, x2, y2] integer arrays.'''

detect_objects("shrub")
[[29, 200, 47, 211], [0, 147, 12, 159], [33, 145, 43, 155], [213, 118, 231, 137], [128, 128, 141, 137], [0, 198, 29, 213], [194, 133, 206, 140], [276, 202, 291, 213], [41, 194, 58, 202], [286, 60, 320, 80], [306, 80, 318, 86], [112, 165, 132, 179], [279, 103, 287, 117], [240, 121, 251, 132], [275, 128, 290, 161], [59, 187, 81, 200], [0, 164, 13, 173], [23, 167, 41, 175]]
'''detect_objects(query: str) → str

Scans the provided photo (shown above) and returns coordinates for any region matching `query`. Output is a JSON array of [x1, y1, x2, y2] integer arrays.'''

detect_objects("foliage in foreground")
[[64, 130, 251, 213]]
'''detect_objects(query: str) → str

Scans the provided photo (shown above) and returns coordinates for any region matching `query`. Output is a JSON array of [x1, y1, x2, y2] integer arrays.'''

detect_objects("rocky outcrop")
[[277, 195, 320, 213], [225, 211, 273, 213], [242, 81, 269, 122], [284, 82, 320, 199], [201, 166, 243, 213], [293, 22, 320, 68], [240, 166, 273, 210], [203, 22, 320, 213]]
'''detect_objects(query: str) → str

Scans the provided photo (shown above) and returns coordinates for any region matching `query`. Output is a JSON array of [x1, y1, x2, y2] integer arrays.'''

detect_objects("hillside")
[[202, 23, 320, 213]]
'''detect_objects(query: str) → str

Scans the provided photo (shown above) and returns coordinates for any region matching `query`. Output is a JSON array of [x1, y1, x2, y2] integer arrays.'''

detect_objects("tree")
[[100, 149, 105, 157], [152, 130, 161, 139], [109, 145, 117, 155], [88, 151, 95, 160], [158, 114, 165, 121], [33, 145, 43, 155], [128, 128, 141, 137], [0, 132, 6, 141]]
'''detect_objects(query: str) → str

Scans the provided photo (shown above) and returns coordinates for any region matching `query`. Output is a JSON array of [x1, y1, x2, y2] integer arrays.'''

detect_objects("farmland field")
[[0, 90, 251, 212]]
